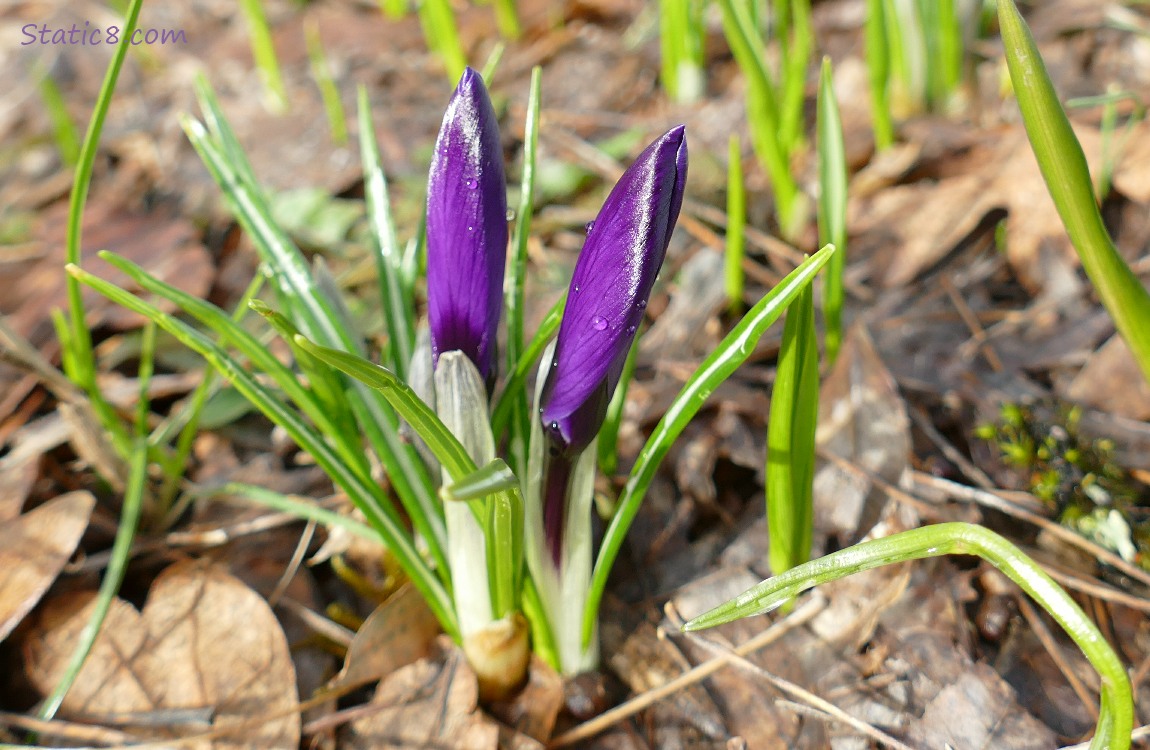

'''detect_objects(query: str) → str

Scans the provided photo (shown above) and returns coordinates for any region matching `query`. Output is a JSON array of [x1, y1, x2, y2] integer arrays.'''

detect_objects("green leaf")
[[67, 264, 458, 640], [865, 0, 893, 149], [503, 67, 543, 478], [725, 134, 746, 314], [766, 281, 817, 576], [683, 522, 1133, 750], [817, 57, 848, 364], [583, 245, 836, 646], [294, 336, 478, 482], [358, 86, 414, 378], [999, 0, 1150, 386], [491, 291, 567, 439]]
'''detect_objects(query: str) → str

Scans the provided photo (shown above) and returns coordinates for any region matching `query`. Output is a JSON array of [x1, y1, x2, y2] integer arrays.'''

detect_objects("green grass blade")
[[36, 70, 80, 166], [378, 0, 407, 19], [725, 134, 746, 314], [202, 483, 380, 542], [503, 67, 543, 475], [865, 0, 894, 149], [485, 485, 524, 619], [683, 522, 1133, 750], [506, 67, 542, 380], [441, 458, 519, 501], [583, 245, 836, 645], [60, 0, 143, 462], [716, 0, 801, 238], [293, 336, 478, 482], [250, 300, 360, 441], [492, 0, 521, 40], [999, 0, 1150, 385], [305, 21, 348, 146], [766, 281, 817, 575], [659, 0, 704, 103], [151, 274, 264, 512], [186, 85, 439, 532], [778, 0, 812, 154], [491, 291, 567, 439], [358, 86, 414, 377], [97, 253, 362, 474], [38, 435, 147, 721], [597, 335, 639, 476], [419, 0, 467, 83], [817, 57, 848, 364], [40, 321, 155, 719], [67, 265, 458, 638], [238, 0, 287, 110]]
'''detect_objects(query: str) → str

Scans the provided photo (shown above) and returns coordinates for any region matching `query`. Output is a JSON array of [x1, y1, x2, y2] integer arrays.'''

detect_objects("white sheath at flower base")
[[524, 342, 600, 675], [434, 351, 528, 699]]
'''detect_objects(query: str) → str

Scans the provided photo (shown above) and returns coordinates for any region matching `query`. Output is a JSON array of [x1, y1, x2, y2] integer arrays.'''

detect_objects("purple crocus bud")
[[427, 67, 508, 383], [536, 126, 687, 566], [540, 126, 688, 453]]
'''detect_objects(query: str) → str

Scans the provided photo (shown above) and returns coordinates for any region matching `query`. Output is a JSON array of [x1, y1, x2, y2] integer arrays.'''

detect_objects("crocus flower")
[[537, 125, 688, 562], [426, 67, 507, 382]]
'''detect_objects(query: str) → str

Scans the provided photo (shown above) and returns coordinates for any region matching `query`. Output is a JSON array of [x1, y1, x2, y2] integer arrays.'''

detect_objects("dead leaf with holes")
[[0, 492, 94, 643], [23, 561, 298, 749]]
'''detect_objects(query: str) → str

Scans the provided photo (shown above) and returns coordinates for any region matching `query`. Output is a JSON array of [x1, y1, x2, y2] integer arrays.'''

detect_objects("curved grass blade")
[[683, 522, 1133, 750], [60, 0, 144, 463], [293, 336, 478, 482], [583, 245, 835, 645], [998, 0, 1150, 386], [67, 264, 458, 639], [98, 252, 373, 487], [38, 323, 154, 721], [198, 483, 380, 543]]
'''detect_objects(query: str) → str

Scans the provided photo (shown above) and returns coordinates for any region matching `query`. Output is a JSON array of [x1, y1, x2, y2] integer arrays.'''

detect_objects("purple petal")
[[540, 126, 688, 452], [427, 67, 508, 382]]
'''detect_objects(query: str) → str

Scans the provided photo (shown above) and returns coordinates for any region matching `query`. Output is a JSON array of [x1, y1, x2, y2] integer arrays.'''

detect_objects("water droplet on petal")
[[585, 220, 595, 233], [573, 284, 581, 293], [549, 421, 560, 432], [626, 325, 636, 334], [636, 299, 647, 310], [591, 315, 608, 331], [466, 178, 479, 190], [467, 225, 474, 232], [506, 208, 516, 221]]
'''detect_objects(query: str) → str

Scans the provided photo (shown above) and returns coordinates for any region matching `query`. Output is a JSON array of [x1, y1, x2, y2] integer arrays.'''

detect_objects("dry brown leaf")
[[851, 125, 1103, 292], [813, 323, 911, 542], [326, 583, 440, 693], [1063, 333, 1150, 420], [0, 491, 94, 643], [1113, 120, 1150, 203], [24, 561, 299, 749], [341, 640, 512, 750], [487, 656, 564, 743]]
